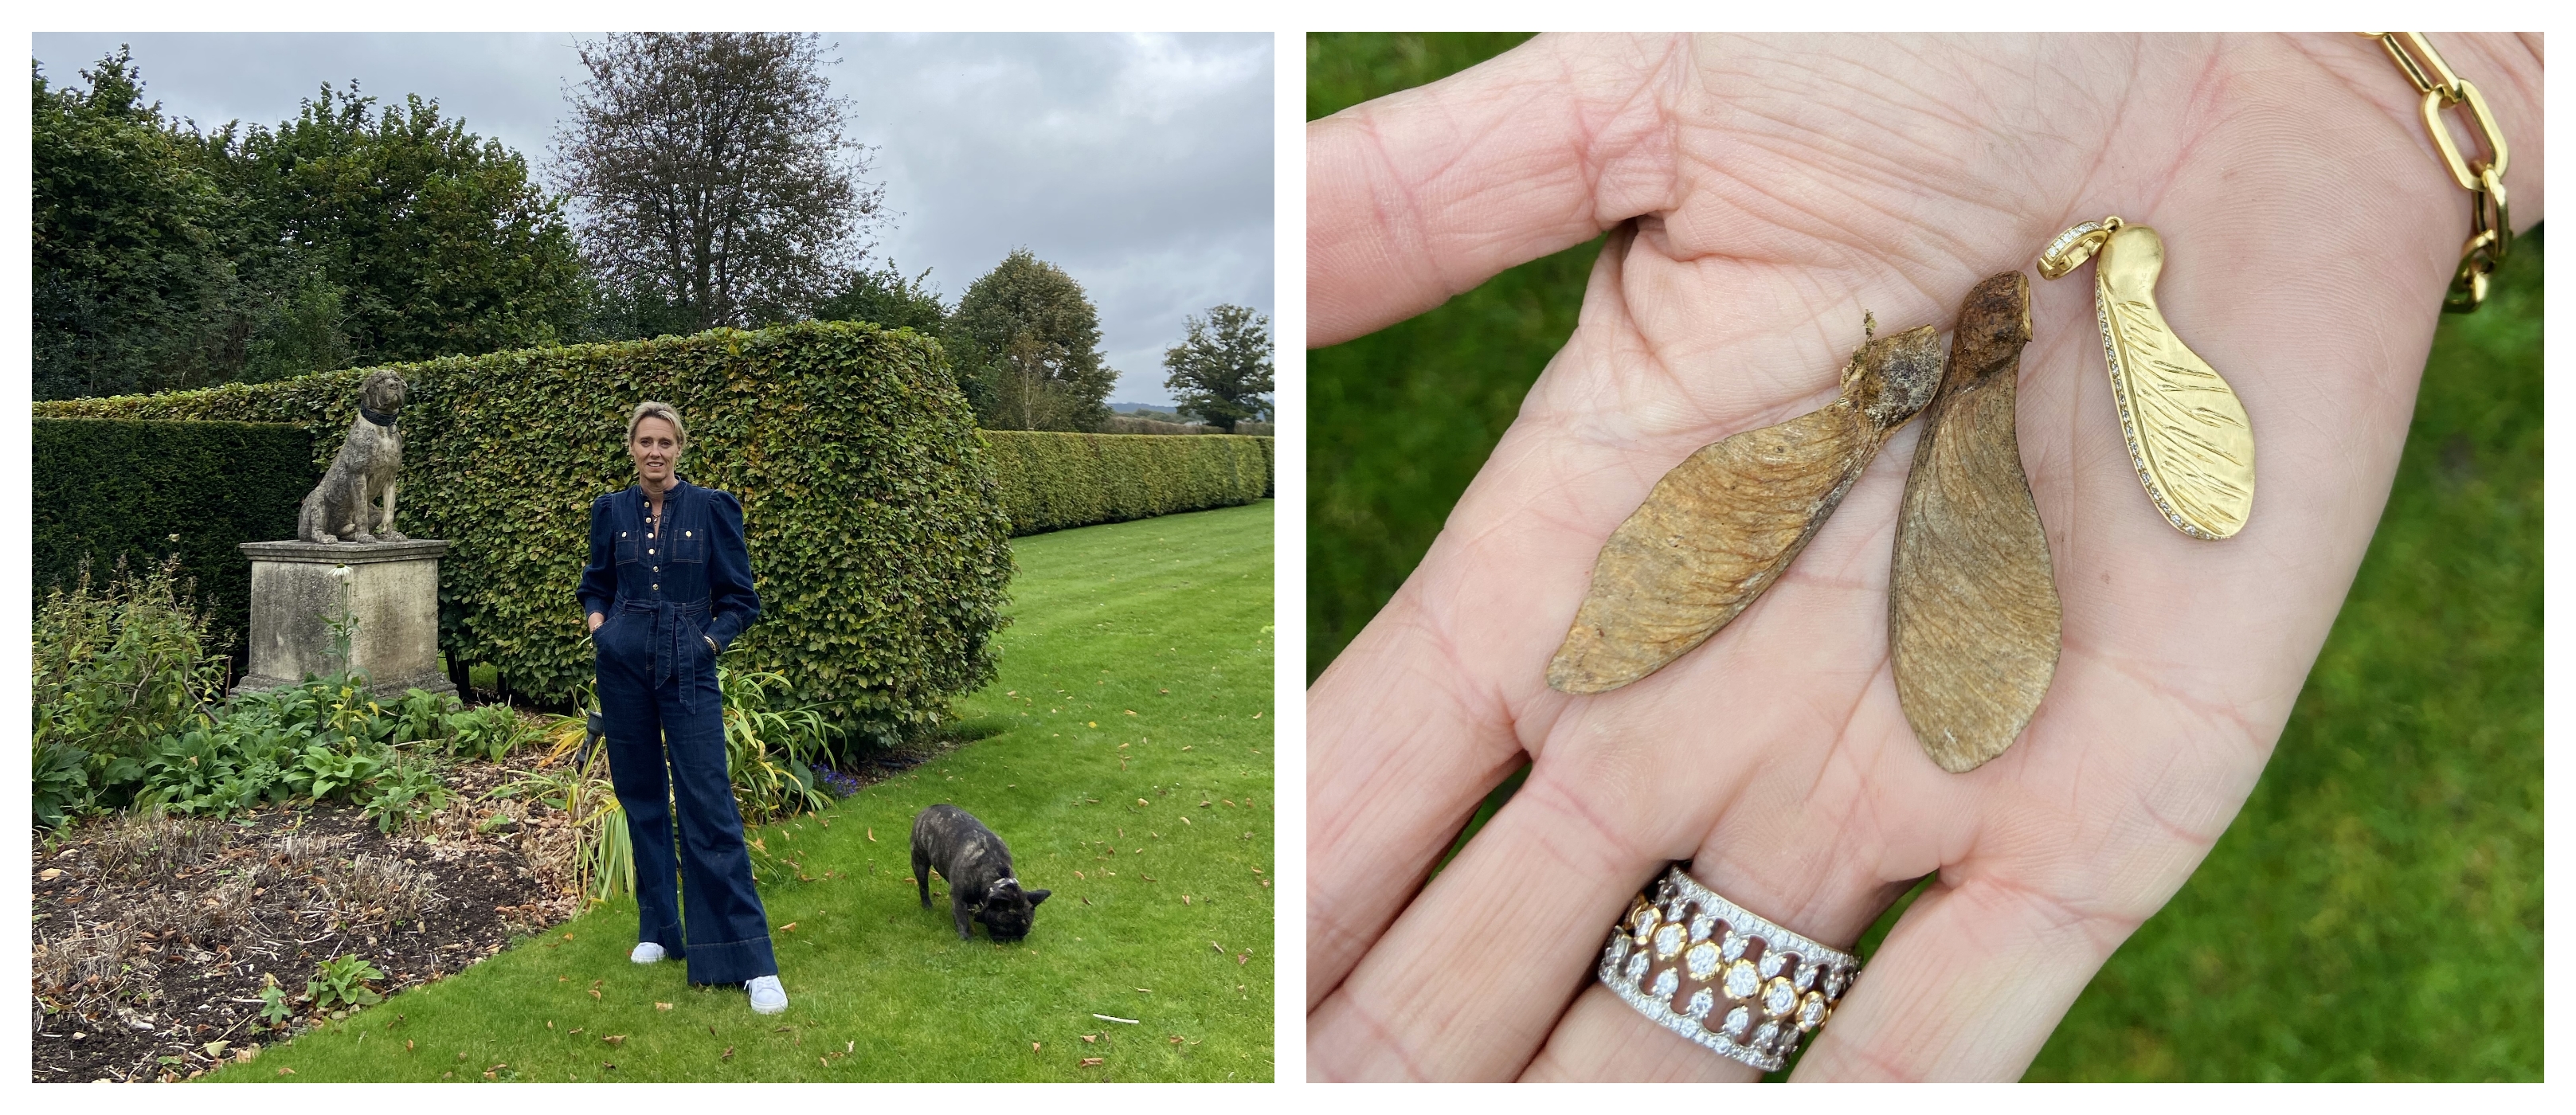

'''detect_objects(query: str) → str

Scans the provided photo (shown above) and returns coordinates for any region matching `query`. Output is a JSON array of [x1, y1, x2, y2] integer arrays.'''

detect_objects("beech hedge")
[[977, 430, 1275, 535], [32, 418, 318, 671], [33, 322, 1015, 737]]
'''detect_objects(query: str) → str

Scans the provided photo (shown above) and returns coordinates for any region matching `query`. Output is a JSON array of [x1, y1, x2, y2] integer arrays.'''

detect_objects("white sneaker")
[[747, 975, 787, 1015], [630, 942, 666, 964]]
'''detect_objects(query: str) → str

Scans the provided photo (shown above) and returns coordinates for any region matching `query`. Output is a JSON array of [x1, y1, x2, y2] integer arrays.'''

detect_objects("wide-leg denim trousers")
[[595, 601, 777, 986]]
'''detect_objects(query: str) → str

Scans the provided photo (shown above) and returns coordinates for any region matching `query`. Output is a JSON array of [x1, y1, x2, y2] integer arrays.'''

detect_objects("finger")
[[1786, 871, 2135, 1081], [1305, 599, 1528, 1009], [1307, 757, 1680, 1080], [1307, 33, 1687, 346], [1306, 227, 1644, 1009]]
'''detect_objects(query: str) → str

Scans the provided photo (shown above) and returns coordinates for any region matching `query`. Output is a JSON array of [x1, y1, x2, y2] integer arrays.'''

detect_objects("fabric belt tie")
[[623, 598, 712, 711]]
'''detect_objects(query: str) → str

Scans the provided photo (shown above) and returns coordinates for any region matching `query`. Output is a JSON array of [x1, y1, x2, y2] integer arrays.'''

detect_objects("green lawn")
[[212, 499, 1276, 1082], [1310, 33, 2540, 1082]]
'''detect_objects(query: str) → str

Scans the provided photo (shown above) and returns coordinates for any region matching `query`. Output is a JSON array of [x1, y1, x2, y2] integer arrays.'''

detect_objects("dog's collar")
[[359, 405, 398, 428], [996, 876, 1020, 889]]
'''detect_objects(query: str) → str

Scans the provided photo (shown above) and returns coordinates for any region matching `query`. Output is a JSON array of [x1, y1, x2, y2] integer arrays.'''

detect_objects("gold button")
[[686, 531, 692, 537], [652, 584, 659, 590], [648, 549, 655, 555]]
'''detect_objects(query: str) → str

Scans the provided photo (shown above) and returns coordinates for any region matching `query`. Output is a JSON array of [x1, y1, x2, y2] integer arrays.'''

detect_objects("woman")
[[577, 401, 785, 1015]]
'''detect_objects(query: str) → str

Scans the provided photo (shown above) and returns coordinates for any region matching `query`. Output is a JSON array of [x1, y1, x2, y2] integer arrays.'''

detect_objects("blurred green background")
[[1306, 33, 2540, 1082]]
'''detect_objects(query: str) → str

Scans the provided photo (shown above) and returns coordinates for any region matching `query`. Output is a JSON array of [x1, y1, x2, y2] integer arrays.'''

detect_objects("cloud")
[[31, 30, 1274, 405]]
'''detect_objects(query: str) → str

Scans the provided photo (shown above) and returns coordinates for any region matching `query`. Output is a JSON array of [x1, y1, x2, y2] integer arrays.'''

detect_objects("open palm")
[[1306, 33, 2543, 1081]]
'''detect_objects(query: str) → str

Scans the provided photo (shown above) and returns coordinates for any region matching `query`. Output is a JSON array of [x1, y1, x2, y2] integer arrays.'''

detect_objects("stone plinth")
[[234, 539, 453, 698]]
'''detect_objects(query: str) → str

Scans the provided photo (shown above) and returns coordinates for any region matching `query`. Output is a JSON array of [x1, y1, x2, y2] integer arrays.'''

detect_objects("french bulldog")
[[911, 804, 1051, 941]]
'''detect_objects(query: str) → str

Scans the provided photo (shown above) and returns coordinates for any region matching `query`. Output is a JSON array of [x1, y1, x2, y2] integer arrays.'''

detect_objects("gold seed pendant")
[[2038, 217, 2254, 539]]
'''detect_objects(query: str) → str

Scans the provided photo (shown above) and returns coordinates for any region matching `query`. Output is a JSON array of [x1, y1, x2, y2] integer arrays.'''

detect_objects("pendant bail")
[[2037, 215, 2124, 280]]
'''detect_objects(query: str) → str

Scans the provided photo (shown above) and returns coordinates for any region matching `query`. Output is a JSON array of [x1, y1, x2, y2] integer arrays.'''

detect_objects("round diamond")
[[1685, 988, 1715, 1021], [1607, 935, 1629, 964], [1796, 991, 1828, 1032], [1689, 914, 1715, 942], [1651, 967, 1679, 1001], [1824, 968, 1846, 998], [1792, 960, 1818, 992], [1653, 922, 1685, 959], [1752, 1020, 1780, 1049], [1758, 950, 1787, 979], [1763, 976, 1798, 1018], [1685, 941, 1722, 980], [1721, 1006, 1752, 1037], [1720, 931, 1748, 962], [1626, 952, 1650, 981], [1723, 959, 1760, 1000]]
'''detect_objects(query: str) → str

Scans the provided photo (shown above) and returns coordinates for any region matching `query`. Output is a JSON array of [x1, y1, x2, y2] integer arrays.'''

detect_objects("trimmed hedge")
[[33, 419, 318, 670], [34, 322, 1016, 737], [977, 431, 1275, 536]]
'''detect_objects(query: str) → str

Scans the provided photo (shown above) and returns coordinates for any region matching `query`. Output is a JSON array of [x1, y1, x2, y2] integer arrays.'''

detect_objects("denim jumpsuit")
[[577, 479, 775, 985]]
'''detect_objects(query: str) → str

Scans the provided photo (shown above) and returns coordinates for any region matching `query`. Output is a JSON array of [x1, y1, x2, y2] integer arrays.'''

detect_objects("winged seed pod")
[[1548, 325, 1944, 694], [1889, 272, 2061, 773]]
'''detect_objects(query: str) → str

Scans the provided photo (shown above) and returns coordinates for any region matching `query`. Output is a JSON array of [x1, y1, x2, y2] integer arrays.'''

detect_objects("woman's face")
[[629, 416, 681, 487]]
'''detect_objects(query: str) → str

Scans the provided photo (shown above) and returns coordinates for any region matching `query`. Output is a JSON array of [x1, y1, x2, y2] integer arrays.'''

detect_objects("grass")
[[208, 499, 1276, 1082], [1310, 33, 2540, 1082]]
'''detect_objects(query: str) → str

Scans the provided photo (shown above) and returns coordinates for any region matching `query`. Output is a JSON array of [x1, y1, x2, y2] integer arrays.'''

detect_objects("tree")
[[556, 32, 885, 333], [949, 249, 1117, 431], [213, 83, 586, 365], [33, 47, 240, 399], [813, 259, 946, 336], [33, 46, 585, 399], [1163, 304, 1274, 432]]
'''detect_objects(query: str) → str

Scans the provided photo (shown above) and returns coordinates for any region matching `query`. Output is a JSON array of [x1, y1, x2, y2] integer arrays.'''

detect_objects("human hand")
[[1306, 33, 2543, 1082], [589, 612, 604, 633]]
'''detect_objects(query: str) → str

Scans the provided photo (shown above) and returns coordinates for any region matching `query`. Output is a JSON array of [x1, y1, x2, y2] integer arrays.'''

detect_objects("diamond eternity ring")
[[1595, 863, 1862, 1074]]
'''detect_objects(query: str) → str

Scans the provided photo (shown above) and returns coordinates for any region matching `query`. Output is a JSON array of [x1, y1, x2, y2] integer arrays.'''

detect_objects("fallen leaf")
[[558, 976, 569, 982], [1237, 953, 1249, 965], [867, 828, 877, 842], [1169, 1035, 1184, 1045], [1181, 895, 1191, 905], [1136, 798, 1149, 806], [589, 989, 601, 1000], [781, 923, 797, 932], [1181, 745, 1192, 751], [656, 1003, 673, 1011], [1212, 941, 1226, 953], [277, 1067, 294, 1076], [1124, 710, 1136, 716], [1088, 722, 1098, 727], [1079, 1058, 1104, 1068], [562, 933, 574, 941], [722, 1047, 734, 1061], [39, 868, 63, 882], [569, 1028, 584, 1035], [603, 1035, 625, 1046], [203, 1040, 229, 1057], [1074, 870, 1086, 879]]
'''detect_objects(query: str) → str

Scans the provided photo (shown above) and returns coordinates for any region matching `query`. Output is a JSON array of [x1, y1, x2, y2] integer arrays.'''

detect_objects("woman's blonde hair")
[[628, 400, 687, 447]]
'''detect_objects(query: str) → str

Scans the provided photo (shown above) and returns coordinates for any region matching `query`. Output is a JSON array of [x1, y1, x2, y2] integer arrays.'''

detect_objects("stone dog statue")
[[297, 370, 409, 545]]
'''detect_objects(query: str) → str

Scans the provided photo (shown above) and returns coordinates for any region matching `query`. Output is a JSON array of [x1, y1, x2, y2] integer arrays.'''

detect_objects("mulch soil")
[[29, 722, 957, 1083]]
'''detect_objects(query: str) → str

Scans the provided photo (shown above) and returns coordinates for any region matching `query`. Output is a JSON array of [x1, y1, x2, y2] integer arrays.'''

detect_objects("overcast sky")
[[32, 32, 1274, 406]]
